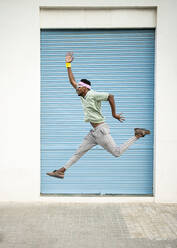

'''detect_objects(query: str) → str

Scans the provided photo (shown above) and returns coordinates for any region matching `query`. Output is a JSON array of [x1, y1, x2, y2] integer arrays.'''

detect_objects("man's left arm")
[[108, 94, 125, 122]]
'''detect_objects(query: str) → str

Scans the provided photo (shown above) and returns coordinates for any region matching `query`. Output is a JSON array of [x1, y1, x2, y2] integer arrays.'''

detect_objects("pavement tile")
[[0, 202, 177, 248]]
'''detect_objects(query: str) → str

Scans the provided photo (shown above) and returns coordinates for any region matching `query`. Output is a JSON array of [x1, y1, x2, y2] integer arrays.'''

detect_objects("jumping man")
[[47, 52, 150, 179]]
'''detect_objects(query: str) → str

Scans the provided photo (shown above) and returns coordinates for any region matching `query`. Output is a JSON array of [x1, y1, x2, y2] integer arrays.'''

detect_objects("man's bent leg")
[[63, 132, 97, 170], [95, 124, 137, 157], [99, 134, 137, 157]]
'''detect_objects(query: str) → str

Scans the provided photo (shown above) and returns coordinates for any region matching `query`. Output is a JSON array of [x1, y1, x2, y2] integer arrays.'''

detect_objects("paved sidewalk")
[[0, 202, 177, 248]]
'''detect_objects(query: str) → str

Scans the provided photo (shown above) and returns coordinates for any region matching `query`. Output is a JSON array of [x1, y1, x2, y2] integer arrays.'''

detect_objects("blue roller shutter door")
[[41, 29, 154, 195]]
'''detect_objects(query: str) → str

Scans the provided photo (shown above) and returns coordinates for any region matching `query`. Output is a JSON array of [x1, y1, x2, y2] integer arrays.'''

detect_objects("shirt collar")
[[83, 89, 92, 99]]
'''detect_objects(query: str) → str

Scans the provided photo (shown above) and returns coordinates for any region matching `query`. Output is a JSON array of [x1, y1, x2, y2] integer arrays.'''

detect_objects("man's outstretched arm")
[[108, 94, 125, 122], [65, 52, 77, 89]]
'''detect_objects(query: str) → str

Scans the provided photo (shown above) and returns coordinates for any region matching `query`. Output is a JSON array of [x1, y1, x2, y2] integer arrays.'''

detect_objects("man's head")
[[76, 79, 91, 97]]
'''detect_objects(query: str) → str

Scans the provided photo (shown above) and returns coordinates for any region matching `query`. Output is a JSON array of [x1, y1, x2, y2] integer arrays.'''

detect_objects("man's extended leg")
[[46, 131, 97, 178], [63, 132, 97, 170]]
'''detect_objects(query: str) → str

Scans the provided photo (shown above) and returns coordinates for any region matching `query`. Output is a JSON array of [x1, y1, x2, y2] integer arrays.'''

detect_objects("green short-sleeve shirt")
[[80, 89, 109, 123]]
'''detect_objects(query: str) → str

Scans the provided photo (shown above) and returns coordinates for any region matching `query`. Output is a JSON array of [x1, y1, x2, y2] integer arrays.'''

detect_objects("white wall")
[[0, 0, 40, 201], [40, 8, 156, 28], [0, 0, 177, 202], [155, 0, 177, 202]]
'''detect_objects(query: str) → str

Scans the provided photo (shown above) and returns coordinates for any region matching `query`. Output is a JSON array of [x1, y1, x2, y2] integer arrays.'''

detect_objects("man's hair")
[[80, 79, 91, 86]]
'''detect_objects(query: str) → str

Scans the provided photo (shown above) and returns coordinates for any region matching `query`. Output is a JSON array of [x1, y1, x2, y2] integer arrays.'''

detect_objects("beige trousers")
[[64, 123, 137, 170]]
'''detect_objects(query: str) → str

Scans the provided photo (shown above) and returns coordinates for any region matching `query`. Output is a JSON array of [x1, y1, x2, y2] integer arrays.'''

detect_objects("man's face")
[[76, 86, 87, 96]]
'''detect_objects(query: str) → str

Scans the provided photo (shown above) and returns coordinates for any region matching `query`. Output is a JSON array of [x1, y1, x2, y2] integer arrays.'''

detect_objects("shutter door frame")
[[40, 28, 155, 195]]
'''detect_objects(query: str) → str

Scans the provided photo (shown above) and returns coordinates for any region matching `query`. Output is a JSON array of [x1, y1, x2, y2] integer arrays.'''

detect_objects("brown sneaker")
[[46, 170, 64, 179], [134, 128, 150, 138]]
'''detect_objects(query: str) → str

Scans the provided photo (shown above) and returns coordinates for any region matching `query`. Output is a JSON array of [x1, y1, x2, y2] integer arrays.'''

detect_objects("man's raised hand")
[[65, 52, 74, 63]]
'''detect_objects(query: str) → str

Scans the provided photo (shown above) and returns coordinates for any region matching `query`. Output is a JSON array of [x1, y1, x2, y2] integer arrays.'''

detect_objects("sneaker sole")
[[46, 172, 64, 179], [134, 128, 151, 136]]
